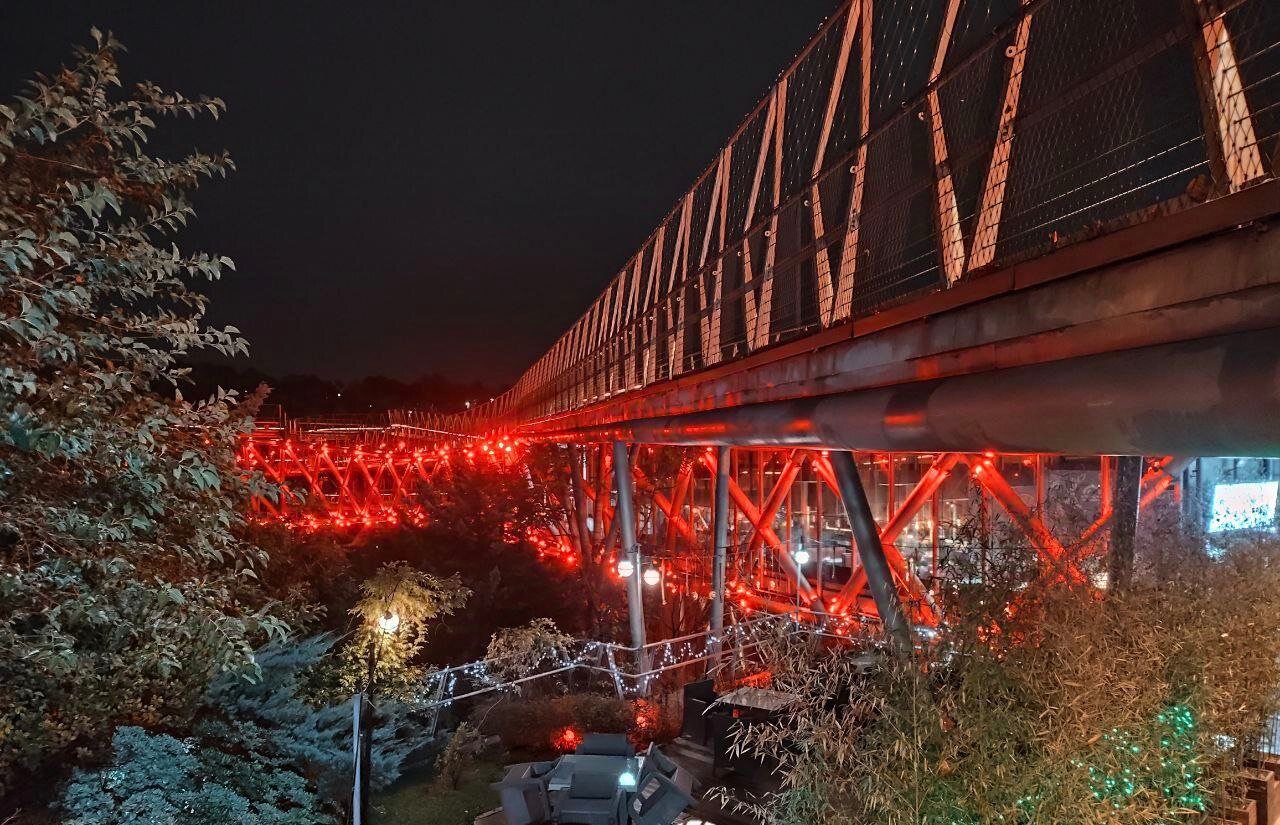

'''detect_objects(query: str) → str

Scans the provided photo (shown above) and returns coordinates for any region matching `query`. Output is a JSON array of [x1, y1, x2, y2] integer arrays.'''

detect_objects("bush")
[[731, 535, 1280, 825], [61, 726, 329, 825], [478, 694, 635, 752]]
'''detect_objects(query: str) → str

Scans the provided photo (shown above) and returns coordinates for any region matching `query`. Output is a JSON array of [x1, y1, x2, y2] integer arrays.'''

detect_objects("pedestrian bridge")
[[460, 0, 1279, 458], [244, 0, 1280, 655]]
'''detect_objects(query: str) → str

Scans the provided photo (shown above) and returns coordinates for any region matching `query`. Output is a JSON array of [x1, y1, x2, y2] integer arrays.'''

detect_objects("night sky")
[[3, 2, 838, 386]]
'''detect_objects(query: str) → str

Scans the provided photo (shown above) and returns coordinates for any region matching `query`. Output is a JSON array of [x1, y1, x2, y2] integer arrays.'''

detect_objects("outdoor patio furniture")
[[642, 742, 693, 795], [490, 762, 553, 825], [554, 770, 626, 825], [574, 733, 635, 758], [681, 680, 718, 745], [628, 772, 696, 825]]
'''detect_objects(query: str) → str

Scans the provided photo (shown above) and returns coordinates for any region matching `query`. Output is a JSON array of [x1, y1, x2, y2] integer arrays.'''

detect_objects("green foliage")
[[0, 32, 293, 791], [329, 562, 470, 701], [478, 693, 636, 752], [432, 723, 485, 792], [200, 636, 428, 800], [482, 618, 576, 686], [732, 535, 1280, 825], [60, 726, 328, 825]]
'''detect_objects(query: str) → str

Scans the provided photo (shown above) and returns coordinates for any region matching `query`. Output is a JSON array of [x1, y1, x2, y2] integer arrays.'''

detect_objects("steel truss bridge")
[[245, 0, 1280, 663]]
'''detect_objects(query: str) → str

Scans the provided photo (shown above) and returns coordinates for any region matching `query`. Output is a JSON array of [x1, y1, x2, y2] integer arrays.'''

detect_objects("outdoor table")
[[544, 753, 642, 792]]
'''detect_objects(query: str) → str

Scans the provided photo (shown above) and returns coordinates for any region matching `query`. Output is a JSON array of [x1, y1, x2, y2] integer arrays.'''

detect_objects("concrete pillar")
[[612, 441, 650, 692], [830, 451, 913, 655], [709, 445, 731, 663], [1109, 455, 1143, 590]]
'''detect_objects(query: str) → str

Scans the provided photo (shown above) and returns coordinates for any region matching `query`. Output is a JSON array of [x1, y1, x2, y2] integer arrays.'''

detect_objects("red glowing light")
[[552, 726, 583, 752]]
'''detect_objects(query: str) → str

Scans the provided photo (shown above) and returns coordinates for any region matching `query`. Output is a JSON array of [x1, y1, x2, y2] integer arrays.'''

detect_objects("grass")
[[371, 757, 505, 825]]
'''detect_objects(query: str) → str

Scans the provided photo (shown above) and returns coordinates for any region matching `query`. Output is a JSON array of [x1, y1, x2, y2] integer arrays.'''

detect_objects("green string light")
[[1086, 703, 1205, 816]]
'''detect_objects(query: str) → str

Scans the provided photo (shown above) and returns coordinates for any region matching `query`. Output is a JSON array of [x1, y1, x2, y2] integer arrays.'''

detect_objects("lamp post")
[[355, 611, 400, 825]]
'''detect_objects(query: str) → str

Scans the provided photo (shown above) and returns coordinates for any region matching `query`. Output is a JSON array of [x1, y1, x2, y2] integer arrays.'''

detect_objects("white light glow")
[[793, 549, 811, 565], [642, 567, 661, 587], [1208, 481, 1278, 533], [377, 612, 401, 634], [617, 559, 635, 578], [618, 770, 637, 789]]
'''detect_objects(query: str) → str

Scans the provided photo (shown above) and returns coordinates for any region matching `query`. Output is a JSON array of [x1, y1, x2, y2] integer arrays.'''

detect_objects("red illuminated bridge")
[[247, 0, 1280, 657]]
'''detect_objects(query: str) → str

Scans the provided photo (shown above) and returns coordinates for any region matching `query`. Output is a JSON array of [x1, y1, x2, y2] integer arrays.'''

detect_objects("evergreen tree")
[[200, 636, 428, 801]]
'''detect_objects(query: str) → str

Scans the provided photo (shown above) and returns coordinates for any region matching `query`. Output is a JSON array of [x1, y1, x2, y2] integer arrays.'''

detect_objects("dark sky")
[[4, 2, 838, 387]]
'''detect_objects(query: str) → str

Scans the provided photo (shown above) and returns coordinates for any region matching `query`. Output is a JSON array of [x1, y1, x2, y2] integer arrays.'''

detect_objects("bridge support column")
[[567, 445, 599, 637], [830, 451, 912, 656], [1109, 455, 1143, 591], [612, 441, 649, 693], [709, 445, 731, 665]]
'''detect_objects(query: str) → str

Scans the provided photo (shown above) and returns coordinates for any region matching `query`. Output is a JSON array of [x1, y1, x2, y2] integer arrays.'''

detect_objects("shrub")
[[731, 534, 1280, 824], [432, 723, 486, 791], [478, 694, 635, 752], [60, 726, 329, 825]]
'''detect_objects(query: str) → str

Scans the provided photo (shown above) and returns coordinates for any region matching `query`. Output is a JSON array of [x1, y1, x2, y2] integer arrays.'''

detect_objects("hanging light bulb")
[[643, 567, 661, 587], [794, 549, 811, 565], [377, 612, 401, 635], [616, 559, 635, 578]]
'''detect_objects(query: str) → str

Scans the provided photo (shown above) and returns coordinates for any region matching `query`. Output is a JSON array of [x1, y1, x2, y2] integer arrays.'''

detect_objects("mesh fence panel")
[[502, 0, 1278, 425]]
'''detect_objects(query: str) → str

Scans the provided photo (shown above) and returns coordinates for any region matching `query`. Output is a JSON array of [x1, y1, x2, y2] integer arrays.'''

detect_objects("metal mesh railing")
[[471, 0, 1278, 431]]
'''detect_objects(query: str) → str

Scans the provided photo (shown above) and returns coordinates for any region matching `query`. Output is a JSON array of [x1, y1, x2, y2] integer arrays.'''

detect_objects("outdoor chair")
[[573, 733, 635, 758], [642, 742, 693, 795], [491, 762, 553, 825], [554, 769, 626, 825], [628, 772, 696, 825]]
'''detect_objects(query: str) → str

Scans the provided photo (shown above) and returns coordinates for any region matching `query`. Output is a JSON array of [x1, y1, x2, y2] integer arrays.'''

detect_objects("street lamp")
[[642, 567, 661, 587], [356, 610, 401, 825], [616, 558, 635, 578], [377, 611, 401, 635]]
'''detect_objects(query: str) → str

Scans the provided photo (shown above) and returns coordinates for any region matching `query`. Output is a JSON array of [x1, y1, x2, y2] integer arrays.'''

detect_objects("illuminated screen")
[[1207, 481, 1279, 533]]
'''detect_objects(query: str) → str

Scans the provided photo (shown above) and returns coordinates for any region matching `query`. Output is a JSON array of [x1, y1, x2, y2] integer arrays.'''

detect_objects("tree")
[[333, 561, 470, 700], [0, 32, 291, 793], [483, 617, 576, 686], [200, 636, 428, 803], [416, 446, 565, 552]]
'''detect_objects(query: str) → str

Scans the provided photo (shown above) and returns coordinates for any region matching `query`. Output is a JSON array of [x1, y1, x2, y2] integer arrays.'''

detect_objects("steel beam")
[[546, 328, 1280, 456], [830, 451, 912, 654]]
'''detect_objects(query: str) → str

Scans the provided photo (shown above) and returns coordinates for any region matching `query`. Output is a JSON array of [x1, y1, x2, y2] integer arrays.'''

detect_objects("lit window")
[[1207, 481, 1278, 533]]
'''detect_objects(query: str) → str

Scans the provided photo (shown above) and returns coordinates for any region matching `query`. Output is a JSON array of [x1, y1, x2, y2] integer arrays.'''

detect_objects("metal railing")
[[466, 0, 1278, 431], [415, 613, 804, 713]]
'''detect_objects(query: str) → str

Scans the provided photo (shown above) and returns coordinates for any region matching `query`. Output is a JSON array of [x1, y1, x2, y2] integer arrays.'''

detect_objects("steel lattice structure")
[[242, 0, 1280, 666], [454, 0, 1278, 429]]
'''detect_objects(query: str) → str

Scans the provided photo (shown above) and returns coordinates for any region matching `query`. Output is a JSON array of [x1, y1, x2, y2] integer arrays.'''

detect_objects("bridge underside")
[[530, 185, 1280, 456]]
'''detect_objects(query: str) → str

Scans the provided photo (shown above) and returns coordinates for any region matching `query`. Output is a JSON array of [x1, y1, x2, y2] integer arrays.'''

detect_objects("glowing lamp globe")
[[616, 559, 635, 578], [793, 549, 811, 565], [642, 567, 661, 587], [618, 770, 637, 789], [377, 612, 401, 635]]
